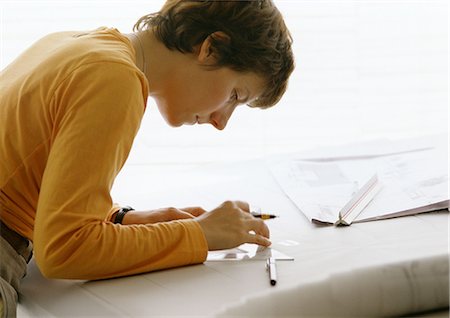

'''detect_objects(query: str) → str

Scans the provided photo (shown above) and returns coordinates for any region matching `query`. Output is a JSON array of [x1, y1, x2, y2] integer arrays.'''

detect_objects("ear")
[[197, 31, 230, 65]]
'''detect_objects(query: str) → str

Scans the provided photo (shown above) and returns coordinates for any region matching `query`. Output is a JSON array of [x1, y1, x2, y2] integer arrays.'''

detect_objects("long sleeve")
[[33, 61, 208, 280]]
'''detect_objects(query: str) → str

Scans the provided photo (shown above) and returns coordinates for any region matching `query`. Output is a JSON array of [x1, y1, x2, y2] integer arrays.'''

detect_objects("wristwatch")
[[113, 206, 135, 224]]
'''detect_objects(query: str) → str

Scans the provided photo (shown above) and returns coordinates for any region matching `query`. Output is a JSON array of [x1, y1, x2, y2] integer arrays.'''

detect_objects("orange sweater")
[[0, 27, 208, 280]]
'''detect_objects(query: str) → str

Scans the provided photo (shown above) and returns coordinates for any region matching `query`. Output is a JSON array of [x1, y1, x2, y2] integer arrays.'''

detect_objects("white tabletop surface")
[[18, 158, 449, 317]]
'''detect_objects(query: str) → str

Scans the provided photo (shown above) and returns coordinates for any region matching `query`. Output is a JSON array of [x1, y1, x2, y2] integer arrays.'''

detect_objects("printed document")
[[268, 136, 449, 225]]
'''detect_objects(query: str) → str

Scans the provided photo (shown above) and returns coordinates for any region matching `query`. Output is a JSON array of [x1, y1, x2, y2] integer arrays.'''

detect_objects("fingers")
[[237, 214, 272, 247], [244, 218, 270, 238], [218, 200, 250, 213], [196, 200, 271, 250], [163, 207, 195, 221], [234, 200, 250, 212], [218, 200, 271, 240], [180, 206, 207, 217], [174, 211, 196, 219], [245, 233, 272, 247]]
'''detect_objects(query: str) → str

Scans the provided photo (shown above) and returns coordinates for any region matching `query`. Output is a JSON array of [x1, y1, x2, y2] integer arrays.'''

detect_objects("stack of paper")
[[268, 136, 449, 225]]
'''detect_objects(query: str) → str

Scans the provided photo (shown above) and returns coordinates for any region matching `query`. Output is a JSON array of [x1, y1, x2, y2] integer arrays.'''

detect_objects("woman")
[[0, 0, 294, 316]]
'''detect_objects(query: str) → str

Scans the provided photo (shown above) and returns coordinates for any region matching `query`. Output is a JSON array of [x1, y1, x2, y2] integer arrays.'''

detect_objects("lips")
[[189, 116, 199, 125]]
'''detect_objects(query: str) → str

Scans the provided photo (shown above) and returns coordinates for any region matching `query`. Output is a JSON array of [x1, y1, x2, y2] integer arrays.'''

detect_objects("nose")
[[209, 107, 235, 130]]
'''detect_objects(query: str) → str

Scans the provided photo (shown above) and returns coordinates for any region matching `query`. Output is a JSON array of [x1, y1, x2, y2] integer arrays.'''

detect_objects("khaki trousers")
[[0, 222, 33, 318]]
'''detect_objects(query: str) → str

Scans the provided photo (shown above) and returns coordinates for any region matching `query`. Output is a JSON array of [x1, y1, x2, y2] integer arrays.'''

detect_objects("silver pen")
[[266, 257, 277, 286]]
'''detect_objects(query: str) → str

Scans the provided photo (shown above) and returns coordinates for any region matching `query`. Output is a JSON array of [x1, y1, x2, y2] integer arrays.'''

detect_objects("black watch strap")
[[114, 206, 135, 224]]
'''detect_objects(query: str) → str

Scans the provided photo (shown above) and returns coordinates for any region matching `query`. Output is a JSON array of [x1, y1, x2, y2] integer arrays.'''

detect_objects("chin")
[[165, 119, 183, 127], [163, 116, 183, 127], [158, 109, 182, 127], [154, 101, 178, 127]]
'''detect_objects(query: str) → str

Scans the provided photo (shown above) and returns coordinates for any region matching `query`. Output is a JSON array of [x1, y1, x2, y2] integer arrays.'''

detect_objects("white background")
[[1, 0, 448, 166]]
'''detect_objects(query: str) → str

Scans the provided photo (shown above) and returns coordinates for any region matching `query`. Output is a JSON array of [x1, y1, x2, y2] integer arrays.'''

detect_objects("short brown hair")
[[134, 0, 294, 108]]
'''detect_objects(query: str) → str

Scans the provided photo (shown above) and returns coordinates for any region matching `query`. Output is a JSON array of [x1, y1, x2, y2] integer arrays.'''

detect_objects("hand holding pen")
[[197, 201, 272, 250]]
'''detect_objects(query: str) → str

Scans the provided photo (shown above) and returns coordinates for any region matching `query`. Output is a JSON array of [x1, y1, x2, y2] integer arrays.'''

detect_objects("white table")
[[18, 159, 449, 317]]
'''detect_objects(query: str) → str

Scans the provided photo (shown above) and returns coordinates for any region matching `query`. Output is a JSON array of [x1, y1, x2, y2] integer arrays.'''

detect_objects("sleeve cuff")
[[106, 203, 121, 222], [180, 219, 209, 263]]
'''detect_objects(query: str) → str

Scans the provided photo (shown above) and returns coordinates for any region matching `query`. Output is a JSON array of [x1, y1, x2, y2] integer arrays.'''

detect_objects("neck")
[[126, 29, 197, 98], [131, 33, 146, 72], [126, 30, 166, 96]]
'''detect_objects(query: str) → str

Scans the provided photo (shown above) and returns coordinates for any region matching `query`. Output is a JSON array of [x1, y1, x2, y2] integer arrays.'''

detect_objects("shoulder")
[[56, 27, 137, 68], [46, 28, 148, 100], [32, 28, 139, 80]]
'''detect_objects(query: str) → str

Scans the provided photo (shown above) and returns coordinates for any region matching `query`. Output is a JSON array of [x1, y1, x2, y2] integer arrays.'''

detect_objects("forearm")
[[111, 207, 205, 225], [34, 219, 208, 280]]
